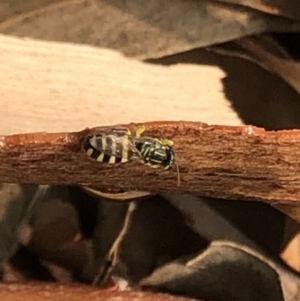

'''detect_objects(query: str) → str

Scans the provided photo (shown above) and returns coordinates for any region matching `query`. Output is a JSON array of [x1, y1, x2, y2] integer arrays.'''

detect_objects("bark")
[[1, 121, 300, 204], [0, 282, 197, 301]]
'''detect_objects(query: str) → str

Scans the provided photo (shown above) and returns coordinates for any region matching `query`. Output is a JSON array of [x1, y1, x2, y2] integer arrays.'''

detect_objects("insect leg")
[[120, 135, 130, 163], [160, 139, 174, 147], [135, 125, 146, 138], [108, 156, 116, 164], [175, 163, 181, 187]]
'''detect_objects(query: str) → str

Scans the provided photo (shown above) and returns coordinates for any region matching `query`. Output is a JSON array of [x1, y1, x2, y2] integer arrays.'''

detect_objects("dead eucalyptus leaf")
[[209, 34, 300, 95], [214, 0, 300, 20], [149, 47, 300, 130], [0, 0, 299, 59], [164, 194, 288, 255], [22, 186, 99, 283], [8, 246, 55, 282], [82, 187, 152, 201], [141, 241, 285, 301], [0, 0, 60, 23], [0, 184, 49, 278], [92, 196, 208, 285], [92, 201, 129, 284]]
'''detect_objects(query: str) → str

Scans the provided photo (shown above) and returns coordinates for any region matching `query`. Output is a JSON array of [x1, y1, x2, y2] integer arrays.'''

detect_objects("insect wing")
[[83, 126, 143, 163], [88, 126, 130, 138], [84, 127, 131, 156], [128, 140, 143, 160]]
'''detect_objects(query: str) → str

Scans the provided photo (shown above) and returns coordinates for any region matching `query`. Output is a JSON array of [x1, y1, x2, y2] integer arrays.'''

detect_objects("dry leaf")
[[92, 196, 208, 285], [0, 0, 299, 59], [164, 194, 288, 254], [141, 241, 285, 301], [0, 185, 49, 278], [209, 34, 300, 95], [214, 0, 300, 20], [0, 0, 60, 23]]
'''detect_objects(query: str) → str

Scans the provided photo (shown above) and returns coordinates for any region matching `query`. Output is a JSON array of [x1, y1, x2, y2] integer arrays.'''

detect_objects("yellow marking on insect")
[[151, 160, 161, 164], [146, 163, 160, 168], [135, 125, 146, 138], [97, 153, 105, 162], [89, 136, 98, 149], [111, 136, 117, 156], [161, 139, 174, 146], [101, 136, 107, 153], [122, 136, 129, 160], [86, 148, 93, 156], [143, 147, 150, 156], [109, 156, 116, 164]]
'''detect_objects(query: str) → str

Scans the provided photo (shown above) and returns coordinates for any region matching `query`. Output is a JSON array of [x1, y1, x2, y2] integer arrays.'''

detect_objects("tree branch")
[[1, 121, 300, 204]]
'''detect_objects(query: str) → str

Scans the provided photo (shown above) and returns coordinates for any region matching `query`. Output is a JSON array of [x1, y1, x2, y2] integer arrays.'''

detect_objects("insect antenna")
[[159, 130, 179, 186], [158, 130, 164, 140], [175, 162, 181, 187]]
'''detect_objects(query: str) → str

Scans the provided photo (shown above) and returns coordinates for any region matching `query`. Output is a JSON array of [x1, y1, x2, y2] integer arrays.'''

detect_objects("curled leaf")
[[141, 241, 285, 301]]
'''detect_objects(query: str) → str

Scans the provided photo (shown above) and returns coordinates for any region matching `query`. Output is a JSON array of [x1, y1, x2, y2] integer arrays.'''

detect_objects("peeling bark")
[[0, 122, 300, 204]]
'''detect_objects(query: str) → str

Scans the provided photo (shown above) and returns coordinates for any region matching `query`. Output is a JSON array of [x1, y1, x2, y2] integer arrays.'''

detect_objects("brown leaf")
[[0, 185, 49, 277], [165, 194, 288, 255], [92, 196, 207, 285], [214, 0, 300, 20], [0, 0, 299, 59], [0, 0, 61, 23], [208, 35, 300, 95], [141, 241, 285, 301]]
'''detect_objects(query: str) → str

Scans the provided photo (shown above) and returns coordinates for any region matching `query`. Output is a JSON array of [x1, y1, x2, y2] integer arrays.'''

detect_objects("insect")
[[134, 126, 180, 186], [82, 127, 140, 164], [134, 126, 174, 168], [82, 125, 180, 186]]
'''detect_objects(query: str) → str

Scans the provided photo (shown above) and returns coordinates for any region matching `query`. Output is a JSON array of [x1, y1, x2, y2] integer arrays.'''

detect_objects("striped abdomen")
[[83, 132, 137, 164]]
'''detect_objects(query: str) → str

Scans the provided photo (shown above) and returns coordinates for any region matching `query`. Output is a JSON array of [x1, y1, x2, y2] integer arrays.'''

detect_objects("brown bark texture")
[[0, 283, 198, 301], [1, 121, 300, 204]]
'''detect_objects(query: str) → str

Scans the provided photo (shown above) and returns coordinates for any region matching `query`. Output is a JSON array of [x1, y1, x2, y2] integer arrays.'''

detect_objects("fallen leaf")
[[141, 241, 285, 301], [214, 0, 300, 20], [0, 0, 299, 59]]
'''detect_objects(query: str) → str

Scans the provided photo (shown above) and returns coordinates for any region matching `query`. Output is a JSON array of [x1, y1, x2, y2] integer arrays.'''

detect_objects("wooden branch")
[[1, 121, 300, 204]]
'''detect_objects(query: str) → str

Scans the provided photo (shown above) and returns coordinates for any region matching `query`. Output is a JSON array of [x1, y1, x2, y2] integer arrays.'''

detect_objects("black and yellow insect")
[[134, 126, 175, 170], [82, 125, 180, 185], [135, 127, 180, 185]]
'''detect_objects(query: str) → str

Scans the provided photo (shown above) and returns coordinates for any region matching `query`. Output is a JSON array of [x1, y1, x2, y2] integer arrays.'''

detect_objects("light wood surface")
[[0, 34, 240, 135]]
